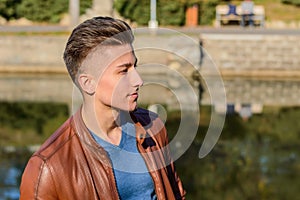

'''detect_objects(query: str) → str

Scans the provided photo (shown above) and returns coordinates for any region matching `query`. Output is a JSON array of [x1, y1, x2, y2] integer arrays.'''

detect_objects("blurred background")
[[0, 0, 300, 199]]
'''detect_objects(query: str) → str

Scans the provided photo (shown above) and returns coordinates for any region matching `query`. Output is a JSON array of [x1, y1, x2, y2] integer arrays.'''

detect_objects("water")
[[0, 165, 20, 200], [1, 137, 299, 199], [173, 106, 300, 199], [1, 107, 300, 199], [0, 149, 32, 200]]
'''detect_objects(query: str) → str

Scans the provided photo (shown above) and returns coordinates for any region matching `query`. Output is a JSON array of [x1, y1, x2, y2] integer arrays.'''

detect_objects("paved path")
[[175, 26, 300, 35], [1, 25, 300, 35], [0, 25, 70, 33]]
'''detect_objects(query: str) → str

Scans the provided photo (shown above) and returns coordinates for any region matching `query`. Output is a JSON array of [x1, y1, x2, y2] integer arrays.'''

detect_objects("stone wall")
[[1, 32, 300, 109], [0, 36, 66, 71], [1, 33, 300, 75], [201, 34, 300, 75]]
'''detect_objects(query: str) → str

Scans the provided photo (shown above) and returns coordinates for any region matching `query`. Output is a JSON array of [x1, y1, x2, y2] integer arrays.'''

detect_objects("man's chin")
[[128, 101, 139, 112], [115, 103, 138, 112], [128, 104, 138, 112]]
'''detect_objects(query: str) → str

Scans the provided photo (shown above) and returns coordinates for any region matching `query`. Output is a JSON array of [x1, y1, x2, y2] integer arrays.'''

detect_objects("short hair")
[[63, 16, 134, 83]]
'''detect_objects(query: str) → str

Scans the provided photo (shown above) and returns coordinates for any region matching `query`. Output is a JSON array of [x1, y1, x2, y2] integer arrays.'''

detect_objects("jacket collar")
[[72, 106, 147, 147]]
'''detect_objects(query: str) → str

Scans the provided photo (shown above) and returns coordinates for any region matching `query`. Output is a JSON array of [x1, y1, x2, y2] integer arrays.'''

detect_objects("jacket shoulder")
[[132, 107, 166, 140], [34, 116, 77, 160], [132, 107, 159, 127]]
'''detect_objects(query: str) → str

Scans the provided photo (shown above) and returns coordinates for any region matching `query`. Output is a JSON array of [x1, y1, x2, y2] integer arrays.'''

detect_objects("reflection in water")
[[0, 149, 32, 200], [169, 106, 300, 199], [0, 167, 20, 200], [3, 143, 298, 200], [180, 139, 300, 200], [1, 107, 300, 199]]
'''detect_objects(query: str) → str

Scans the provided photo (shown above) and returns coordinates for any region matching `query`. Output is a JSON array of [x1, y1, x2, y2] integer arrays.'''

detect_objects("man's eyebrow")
[[117, 58, 138, 68]]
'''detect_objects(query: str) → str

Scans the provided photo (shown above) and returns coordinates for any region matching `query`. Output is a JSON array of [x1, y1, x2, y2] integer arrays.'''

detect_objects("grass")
[[256, 0, 300, 21], [228, 0, 300, 22]]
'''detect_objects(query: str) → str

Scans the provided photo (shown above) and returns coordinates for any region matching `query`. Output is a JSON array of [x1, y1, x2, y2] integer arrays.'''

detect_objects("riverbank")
[[1, 102, 300, 146]]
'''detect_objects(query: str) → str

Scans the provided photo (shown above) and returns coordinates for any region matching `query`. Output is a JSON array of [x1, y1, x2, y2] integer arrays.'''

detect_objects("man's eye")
[[121, 68, 128, 73]]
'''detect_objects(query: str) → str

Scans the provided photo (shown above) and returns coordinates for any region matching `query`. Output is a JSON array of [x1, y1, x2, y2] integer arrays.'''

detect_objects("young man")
[[20, 17, 185, 199], [240, 0, 254, 27]]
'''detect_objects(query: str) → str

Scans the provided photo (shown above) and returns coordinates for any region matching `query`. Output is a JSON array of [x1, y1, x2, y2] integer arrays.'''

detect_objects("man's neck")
[[81, 102, 122, 145]]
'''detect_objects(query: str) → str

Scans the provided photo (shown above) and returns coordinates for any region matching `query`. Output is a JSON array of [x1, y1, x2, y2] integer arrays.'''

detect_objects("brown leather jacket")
[[20, 108, 186, 199]]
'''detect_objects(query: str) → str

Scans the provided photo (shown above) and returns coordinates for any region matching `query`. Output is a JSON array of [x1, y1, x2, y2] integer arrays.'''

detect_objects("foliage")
[[115, 0, 186, 26], [79, 0, 94, 14], [281, 0, 300, 6], [0, 0, 21, 20], [16, 0, 68, 23], [158, 0, 186, 26], [115, 0, 222, 26], [198, 0, 220, 25], [115, 0, 150, 25], [0, 0, 92, 23], [1, 0, 300, 25], [0, 102, 69, 145]]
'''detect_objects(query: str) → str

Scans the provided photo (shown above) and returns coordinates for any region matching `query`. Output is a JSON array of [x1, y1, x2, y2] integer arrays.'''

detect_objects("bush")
[[115, 0, 222, 26], [115, 0, 150, 25], [199, 0, 220, 25], [0, 0, 21, 20], [115, 0, 185, 26], [16, 0, 68, 23], [0, 0, 92, 23], [282, 0, 300, 6], [158, 0, 186, 26]]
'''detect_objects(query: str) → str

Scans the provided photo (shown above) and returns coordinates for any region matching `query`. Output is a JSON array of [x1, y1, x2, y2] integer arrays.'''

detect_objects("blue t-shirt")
[[90, 122, 157, 200]]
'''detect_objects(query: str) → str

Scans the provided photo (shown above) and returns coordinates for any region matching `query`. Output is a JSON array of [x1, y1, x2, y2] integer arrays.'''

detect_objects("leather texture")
[[20, 107, 186, 200]]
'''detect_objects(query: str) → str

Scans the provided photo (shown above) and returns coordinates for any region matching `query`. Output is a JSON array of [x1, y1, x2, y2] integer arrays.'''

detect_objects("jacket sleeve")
[[133, 108, 186, 199], [150, 116, 186, 200], [20, 155, 57, 200], [161, 125, 186, 200]]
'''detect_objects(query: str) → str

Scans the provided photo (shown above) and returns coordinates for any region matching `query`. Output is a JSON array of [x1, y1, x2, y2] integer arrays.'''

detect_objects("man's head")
[[63, 16, 134, 85], [64, 17, 143, 112]]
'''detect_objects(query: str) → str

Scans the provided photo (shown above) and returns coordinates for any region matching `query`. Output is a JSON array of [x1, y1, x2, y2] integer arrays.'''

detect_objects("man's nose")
[[131, 68, 143, 88]]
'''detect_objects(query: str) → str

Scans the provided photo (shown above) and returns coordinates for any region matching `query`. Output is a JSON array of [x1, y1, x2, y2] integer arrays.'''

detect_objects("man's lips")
[[130, 92, 138, 99]]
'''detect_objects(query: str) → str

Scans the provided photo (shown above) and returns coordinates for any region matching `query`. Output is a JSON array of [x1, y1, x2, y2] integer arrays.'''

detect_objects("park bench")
[[215, 4, 265, 27]]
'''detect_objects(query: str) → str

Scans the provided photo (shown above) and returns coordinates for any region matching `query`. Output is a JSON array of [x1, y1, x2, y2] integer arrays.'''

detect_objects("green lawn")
[[230, 0, 300, 22]]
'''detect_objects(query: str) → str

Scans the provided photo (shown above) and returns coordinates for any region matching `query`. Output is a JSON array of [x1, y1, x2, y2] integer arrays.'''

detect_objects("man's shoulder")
[[33, 116, 77, 161]]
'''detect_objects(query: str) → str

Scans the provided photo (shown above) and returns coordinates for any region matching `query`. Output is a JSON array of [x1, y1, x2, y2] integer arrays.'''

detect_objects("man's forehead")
[[101, 44, 134, 61], [97, 43, 132, 54], [82, 44, 134, 68]]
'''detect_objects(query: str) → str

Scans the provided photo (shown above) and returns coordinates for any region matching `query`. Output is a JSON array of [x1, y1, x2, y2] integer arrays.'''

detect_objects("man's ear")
[[77, 73, 96, 95]]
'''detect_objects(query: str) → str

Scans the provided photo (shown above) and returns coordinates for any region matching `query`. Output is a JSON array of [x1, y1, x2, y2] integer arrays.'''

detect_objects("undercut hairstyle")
[[63, 16, 134, 84]]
